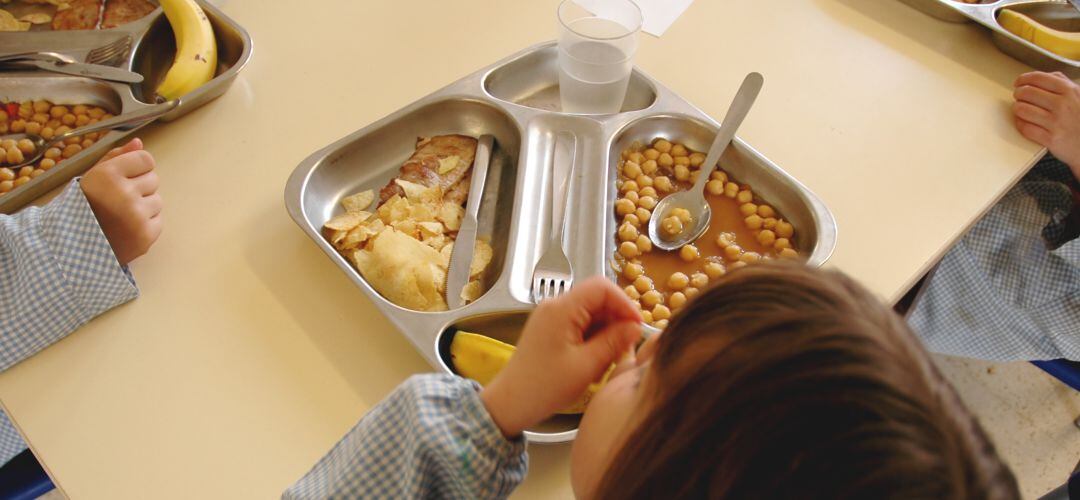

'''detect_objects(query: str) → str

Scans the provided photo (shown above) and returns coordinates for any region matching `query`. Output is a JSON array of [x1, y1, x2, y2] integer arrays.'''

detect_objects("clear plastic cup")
[[557, 0, 642, 114]]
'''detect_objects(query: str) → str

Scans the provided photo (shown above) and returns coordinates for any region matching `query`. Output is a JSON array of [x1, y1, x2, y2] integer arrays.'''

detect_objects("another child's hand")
[[81, 138, 163, 266], [1013, 71, 1080, 181], [481, 277, 642, 438]]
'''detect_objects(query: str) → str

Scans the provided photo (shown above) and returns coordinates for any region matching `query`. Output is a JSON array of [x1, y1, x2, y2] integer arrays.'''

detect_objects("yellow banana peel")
[[156, 0, 218, 100], [999, 9, 1080, 61]]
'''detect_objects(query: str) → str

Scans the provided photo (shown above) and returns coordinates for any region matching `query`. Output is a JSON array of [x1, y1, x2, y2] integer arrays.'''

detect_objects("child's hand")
[[481, 277, 642, 438], [1013, 71, 1080, 181], [81, 138, 163, 266]]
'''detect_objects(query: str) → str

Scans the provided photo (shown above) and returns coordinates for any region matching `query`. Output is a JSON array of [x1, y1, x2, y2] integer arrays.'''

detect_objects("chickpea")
[[633, 276, 654, 293], [638, 195, 657, 210], [49, 106, 68, 119], [40, 127, 54, 140], [623, 213, 641, 228], [779, 248, 799, 259], [11, 120, 26, 133], [32, 100, 50, 113], [0, 109, 6, 122], [623, 262, 645, 281], [17, 166, 33, 178], [667, 272, 689, 290], [641, 159, 658, 175], [690, 272, 709, 289], [653, 139, 672, 153], [689, 152, 706, 167], [635, 207, 651, 223], [736, 190, 753, 204], [641, 310, 653, 324], [55, 125, 71, 136], [0, 180, 12, 193], [62, 144, 82, 159], [0, 123, 6, 134], [730, 261, 748, 270], [629, 152, 645, 164], [658, 153, 674, 168], [739, 203, 758, 217], [763, 217, 777, 230], [620, 223, 641, 243], [6, 148, 24, 165], [672, 156, 689, 167], [672, 208, 692, 223], [44, 147, 61, 160], [0, 168, 13, 181], [635, 174, 653, 188], [61, 113, 76, 126], [654, 175, 674, 192], [716, 232, 736, 248], [705, 179, 724, 196], [739, 252, 761, 264], [704, 261, 726, 280], [745, 214, 763, 230], [776, 220, 794, 238], [671, 144, 688, 157], [619, 241, 640, 258], [689, 170, 700, 185], [711, 170, 728, 183], [624, 285, 641, 301], [615, 198, 636, 216], [639, 186, 658, 199], [679, 244, 699, 262], [64, 135, 81, 146], [39, 158, 56, 170], [14, 176, 31, 187], [89, 107, 106, 119], [641, 290, 664, 308], [623, 161, 642, 179], [32, 113, 49, 125], [654, 319, 669, 330], [46, 119, 61, 129], [621, 180, 639, 193], [723, 181, 739, 198], [684, 286, 700, 298], [16, 139, 34, 155], [774, 238, 791, 251], [724, 244, 743, 260], [0, 139, 14, 151], [625, 190, 640, 204], [635, 234, 653, 253], [669, 291, 687, 310], [29, 169, 43, 178], [757, 229, 777, 247], [17, 106, 30, 120], [643, 148, 660, 161], [72, 104, 89, 115], [652, 304, 672, 321], [24, 122, 42, 136], [674, 164, 690, 181], [757, 205, 776, 218], [661, 215, 683, 236], [76, 114, 91, 127]]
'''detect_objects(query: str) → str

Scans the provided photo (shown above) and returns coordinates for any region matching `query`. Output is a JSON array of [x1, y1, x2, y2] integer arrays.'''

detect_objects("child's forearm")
[[0, 180, 138, 372], [284, 374, 527, 500]]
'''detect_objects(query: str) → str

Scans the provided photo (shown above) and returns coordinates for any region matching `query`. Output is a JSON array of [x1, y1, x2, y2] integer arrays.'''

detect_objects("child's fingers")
[[98, 138, 143, 164], [1014, 84, 1059, 111], [1015, 72, 1071, 94], [142, 192, 163, 219], [131, 170, 160, 196], [1012, 101, 1054, 128], [582, 320, 642, 373], [112, 150, 156, 178], [1014, 117, 1053, 147]]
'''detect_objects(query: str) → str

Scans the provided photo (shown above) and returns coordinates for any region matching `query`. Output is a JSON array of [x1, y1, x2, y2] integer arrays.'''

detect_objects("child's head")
[[571, 262, 1018, 499]]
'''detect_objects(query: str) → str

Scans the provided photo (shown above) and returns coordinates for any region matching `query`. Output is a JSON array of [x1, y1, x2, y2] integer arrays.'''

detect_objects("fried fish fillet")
[[379, 134, 477, 207], [51, 0, 100, 30], [101, 0, 154, 29]]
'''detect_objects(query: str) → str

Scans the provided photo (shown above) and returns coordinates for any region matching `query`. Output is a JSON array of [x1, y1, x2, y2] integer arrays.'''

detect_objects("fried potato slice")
[[351, 227, 449, 312], [324, 211, 368, 232], [341, 190, 375, 214]]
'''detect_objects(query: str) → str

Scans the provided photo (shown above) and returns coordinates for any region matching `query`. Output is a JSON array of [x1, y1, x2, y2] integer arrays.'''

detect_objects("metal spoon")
[[648, 73, 763, 251], [0, 99, 179, 169]]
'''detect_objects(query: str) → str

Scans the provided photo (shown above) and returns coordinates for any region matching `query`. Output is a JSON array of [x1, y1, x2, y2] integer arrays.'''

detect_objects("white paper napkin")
[[574, 0, 694, 37]]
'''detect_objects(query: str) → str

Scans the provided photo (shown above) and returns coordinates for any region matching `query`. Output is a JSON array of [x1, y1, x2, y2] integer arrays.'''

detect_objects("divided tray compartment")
[[0, 0, 252, 213], [285, 41, 838, 443], [901, 0, 1080, 77]]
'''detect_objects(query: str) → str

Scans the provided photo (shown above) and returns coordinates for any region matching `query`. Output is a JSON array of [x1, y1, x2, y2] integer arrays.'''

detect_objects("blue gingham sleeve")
[[0, 179, 139, 372], [284, 374, 528, 500]]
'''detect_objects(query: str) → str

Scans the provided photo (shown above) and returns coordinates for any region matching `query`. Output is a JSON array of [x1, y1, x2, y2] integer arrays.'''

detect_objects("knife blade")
[[445, 134, 495, 309], [29, 60, 144, 84]]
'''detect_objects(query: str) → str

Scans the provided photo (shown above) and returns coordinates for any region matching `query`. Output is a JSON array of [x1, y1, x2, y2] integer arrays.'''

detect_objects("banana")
[[998, 9, 1080, 61], [449, 331, 612, 415], [155, 0, 218, 101]]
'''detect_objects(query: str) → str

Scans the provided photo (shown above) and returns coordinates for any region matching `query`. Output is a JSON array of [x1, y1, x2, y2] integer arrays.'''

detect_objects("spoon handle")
[[693, 73, 764, 195], [50, 99, 180, 148]]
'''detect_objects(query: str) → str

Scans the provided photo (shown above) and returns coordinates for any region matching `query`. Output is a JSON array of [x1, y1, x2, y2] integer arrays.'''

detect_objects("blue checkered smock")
[[284, 374, 528, 499], [0, 180, 139, 464], [908, 156, 1079, 361]]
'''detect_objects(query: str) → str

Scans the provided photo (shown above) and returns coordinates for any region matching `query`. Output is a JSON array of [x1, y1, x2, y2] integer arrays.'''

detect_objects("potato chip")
[[351, 227, 448, 312], [461, 280, 483, 302], [470, 240, 493, 278], [438, 203, 465, 231], [340, 219, 384, 250], [324, 212, 366, 232], [19, 13, 51, 24], [0, 9, 28, 31], [395, 179, 429, 201], [340, 190, 375, 214], [438, 155, 461, 175]]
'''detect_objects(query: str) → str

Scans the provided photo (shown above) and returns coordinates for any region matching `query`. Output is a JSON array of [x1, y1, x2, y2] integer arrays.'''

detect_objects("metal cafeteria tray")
[[285, 41, 838, 443], [901, 0, 1080, 77], [0, 0, 252, 213]]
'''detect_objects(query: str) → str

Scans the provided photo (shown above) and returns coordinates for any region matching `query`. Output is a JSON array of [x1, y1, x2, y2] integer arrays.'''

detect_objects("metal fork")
[[86, 36, 133, 66], [530, 132, 576, 303]]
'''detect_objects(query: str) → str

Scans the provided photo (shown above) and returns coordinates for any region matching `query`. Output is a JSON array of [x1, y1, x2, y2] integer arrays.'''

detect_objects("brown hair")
[[596, 262, 1018, 500]]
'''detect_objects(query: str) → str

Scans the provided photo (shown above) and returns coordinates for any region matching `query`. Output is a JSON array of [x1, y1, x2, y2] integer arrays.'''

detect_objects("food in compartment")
[[101, 0, 155, 29], [998, 9, 1080, 61], [50, 0, 99, 30], [155, 0, 218, 100], [0, 0, 154, 31], [0, 99, 112, 196], [450, 331, 610, 414], [322, 135, 493, 312], [612, 137, 800, 330]]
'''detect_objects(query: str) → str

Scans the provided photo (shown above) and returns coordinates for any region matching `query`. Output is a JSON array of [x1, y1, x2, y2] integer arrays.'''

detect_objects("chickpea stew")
[[0, 100, 113, 196], [612, 137, 800, 330]]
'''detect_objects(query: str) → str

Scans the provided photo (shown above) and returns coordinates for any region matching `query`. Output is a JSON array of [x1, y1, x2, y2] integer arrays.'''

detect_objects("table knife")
[[445, 134, 495, 309]]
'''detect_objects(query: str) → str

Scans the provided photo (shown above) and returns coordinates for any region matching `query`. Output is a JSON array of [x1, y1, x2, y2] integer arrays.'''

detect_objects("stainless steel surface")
[[285, 41, 838, 443], [1069, 0, 1080, 14], [650, 72, 764, 251], [446, 134, 496, 310], [0, 0, 252, 213], [25, 60, 145, 84], [0, 51, 76, 64], [1, 99, 179, 169], [901, 0, 1080, 77], [530, 131, 576, 303]]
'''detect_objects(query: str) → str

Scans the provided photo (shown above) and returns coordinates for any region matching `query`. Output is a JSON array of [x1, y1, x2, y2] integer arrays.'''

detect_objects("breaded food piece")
[[378, 135, 478, 206], [51, 0, 101, 30], [101, 0, 155, 29]]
